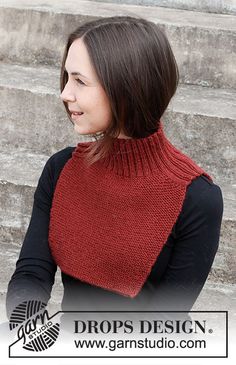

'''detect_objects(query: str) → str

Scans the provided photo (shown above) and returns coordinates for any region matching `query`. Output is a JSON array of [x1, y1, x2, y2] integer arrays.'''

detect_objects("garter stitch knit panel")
[[48, 121, 212, 298]]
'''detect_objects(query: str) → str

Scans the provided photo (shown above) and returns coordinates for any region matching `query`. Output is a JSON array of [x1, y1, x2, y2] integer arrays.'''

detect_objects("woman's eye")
[[75, 78, 85, 85]]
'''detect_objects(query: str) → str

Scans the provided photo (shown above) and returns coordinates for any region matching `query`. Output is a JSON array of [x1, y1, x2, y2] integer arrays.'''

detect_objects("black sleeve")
[[5, 147, 74, 319], [147, 176, 224, 312]]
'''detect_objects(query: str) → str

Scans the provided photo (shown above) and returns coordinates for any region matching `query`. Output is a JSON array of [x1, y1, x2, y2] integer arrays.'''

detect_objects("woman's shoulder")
[[186, 174, 223, 208], [47, 146, 76, 170], [34, 146, 76, 202], [46, 146, 76, 188], [175, 174, 224, 236]]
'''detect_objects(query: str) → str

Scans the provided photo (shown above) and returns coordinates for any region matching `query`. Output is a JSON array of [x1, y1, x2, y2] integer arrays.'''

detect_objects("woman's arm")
[[147, 175, 224, 311], [5, 153, 59, 319]]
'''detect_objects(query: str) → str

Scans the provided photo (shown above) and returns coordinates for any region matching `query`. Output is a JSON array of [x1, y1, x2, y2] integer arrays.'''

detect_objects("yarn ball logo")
[[9, 300, 60, 352]]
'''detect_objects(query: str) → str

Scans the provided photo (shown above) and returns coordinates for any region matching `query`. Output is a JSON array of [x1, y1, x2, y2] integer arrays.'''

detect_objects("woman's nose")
[[60, 86, 76, 102]]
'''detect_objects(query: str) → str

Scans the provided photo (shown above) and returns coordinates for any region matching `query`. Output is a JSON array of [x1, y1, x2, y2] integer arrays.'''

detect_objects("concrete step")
[[0, 62, 91, 156], [165, 84, 236, 185], [1, 62, 235, 183], [0, 0, 235, 89], [92, 0, 236, 16], [0, 148, 235, 283], [0, 240, 235, 322], [192, 282, 236, 315], [0, 149, 48, 243]]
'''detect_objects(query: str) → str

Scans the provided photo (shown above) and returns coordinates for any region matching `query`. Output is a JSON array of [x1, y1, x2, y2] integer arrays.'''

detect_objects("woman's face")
[[60, 38, 113, 136]]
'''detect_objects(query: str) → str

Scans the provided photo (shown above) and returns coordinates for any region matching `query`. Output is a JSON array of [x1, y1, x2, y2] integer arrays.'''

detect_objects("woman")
[[6, 16, 223, 321]]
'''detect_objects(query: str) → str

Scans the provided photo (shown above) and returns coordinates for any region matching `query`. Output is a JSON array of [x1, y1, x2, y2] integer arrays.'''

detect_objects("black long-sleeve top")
[[6, 147, 224, 319]]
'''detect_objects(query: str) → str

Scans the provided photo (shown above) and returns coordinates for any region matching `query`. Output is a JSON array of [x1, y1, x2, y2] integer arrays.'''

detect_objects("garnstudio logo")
[[9, 300, 60, 352]]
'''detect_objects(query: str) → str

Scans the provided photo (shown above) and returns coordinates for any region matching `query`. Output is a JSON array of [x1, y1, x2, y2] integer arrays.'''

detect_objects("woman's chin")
[[74, 125, 87, 134], [74, 124, 96, 136]]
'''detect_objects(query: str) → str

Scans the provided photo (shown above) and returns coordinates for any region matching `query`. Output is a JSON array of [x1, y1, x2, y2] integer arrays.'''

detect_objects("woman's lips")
[[70, 111, 84, 120], [70, 111, 83, 114]]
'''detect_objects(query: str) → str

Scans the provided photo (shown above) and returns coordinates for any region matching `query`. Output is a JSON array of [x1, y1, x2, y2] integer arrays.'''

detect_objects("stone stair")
[[0, 0, 235, 321], [1, 0, 236, 89], [93, 0, 236, 15]]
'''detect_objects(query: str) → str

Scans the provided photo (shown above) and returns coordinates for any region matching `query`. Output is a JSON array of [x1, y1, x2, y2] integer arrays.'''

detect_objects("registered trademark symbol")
[[208, 329, 213, 334]]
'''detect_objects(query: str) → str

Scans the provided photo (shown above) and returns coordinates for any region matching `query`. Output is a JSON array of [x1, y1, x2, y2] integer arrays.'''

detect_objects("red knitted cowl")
[[48, 121, 212, 298]]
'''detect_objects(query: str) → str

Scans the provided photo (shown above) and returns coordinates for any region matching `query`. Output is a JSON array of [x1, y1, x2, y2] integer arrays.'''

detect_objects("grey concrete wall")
[[92, 0, 236, 15], [0, 1, 236, 89]]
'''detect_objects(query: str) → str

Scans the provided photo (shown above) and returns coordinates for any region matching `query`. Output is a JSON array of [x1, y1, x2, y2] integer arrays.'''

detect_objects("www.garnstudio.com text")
[[74, 337, 206, 351]]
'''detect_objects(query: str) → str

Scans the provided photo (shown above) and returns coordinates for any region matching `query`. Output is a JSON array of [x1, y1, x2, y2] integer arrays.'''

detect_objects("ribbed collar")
[[73, 121, 181, 178]]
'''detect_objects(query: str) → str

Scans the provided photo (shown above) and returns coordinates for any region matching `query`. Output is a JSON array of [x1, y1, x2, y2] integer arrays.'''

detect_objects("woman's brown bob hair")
[[60, 16, 179, 167]]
